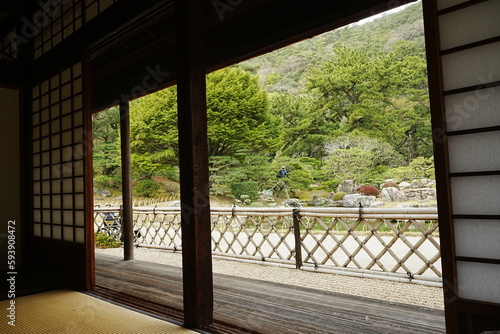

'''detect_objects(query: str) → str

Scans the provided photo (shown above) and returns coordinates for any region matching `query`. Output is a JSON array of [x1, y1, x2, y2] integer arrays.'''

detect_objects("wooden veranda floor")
[[95, 253, 445, 334]]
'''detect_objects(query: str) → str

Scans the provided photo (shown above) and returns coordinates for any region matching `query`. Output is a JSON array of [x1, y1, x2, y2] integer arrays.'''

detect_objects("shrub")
[[356, 185, 380, 196], [332, 192, 347, 201], [135, 179, 160, 197], [381, 181, 400, 190], [95, 232, 122, 248], [232, 181, 259, 201], [94, 175, 113, 189]]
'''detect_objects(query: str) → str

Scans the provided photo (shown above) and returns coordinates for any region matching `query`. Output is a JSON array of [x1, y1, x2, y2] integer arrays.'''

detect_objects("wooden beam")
[[83, 56, 96, 290], [174, 0, 213, 328], [119, 97, 134, 261]]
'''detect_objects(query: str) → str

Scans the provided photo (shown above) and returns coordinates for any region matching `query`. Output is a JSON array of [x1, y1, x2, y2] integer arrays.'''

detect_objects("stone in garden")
[[381, 187, 406, 202], [259, 195, 275, 202], [282, 199, 302, 207], [324, 199, 343, 207], [410, 179, 423, 189], [399, 181, 411, 190], [403, 187, 436, 201], [101, 190, 111, 197], [342, 194, 376, 207], [336, 180, 359, 194], [421, 178, 436, 187]]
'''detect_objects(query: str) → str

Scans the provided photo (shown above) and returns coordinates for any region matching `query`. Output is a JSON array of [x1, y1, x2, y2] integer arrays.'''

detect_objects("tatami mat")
[[0, 289, 198, 333]]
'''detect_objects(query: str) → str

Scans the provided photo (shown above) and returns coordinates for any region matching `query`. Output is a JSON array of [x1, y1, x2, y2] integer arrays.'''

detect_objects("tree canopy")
[[92, 1, 435, 199]]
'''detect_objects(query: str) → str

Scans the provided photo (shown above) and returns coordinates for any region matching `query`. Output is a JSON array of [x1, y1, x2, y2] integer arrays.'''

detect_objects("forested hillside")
[[92, 1, 435, 201]]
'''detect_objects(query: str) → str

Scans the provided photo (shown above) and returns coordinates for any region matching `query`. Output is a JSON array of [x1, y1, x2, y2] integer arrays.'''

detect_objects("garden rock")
[[336, 180, 359, 194], [324, 199, 343, 207], [399, 181, 411, 190], [342, 194, 376, 208], [259, 195, 275, 203], [101, 190, 111, 197], [403, 188, 436, 201], [421, 178, 436, 188], [282, 199, 302, 207], [381, 187, 406, 202], [410, 179, 423, 189]]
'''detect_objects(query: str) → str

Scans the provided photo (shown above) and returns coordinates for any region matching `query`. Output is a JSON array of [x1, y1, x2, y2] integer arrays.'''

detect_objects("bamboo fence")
[[94, 206, 441, 286]]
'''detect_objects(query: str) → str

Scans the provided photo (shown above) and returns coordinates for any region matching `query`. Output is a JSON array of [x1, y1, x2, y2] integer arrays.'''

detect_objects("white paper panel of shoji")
[[457, 261, 500, 303], [450, 176, 500, 215], [34, 223, 42, 237], [75, 210, 84, 225], [52, 225, 62, 240], [455, 219, 500, 259], [437, 0, 468, 11], [439, 1, 500, 51], [441, 42, 500, 91], [75, 227, 85, 243], [445, 87, 500, 132], [63, 226, 73, 242], [52, 210, 61, 224], [448, 131, 500, 173]]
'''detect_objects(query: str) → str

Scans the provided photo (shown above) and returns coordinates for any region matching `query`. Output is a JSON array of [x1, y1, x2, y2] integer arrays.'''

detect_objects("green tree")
[[305, 45, 431, 161], [130, 87, 179, 178], [130, 67, 280, 178], [206, 67, 280, 157], [381, 156, 435, 182], [306, 46, 373, 125], [320, 135, 404, 187], [268, 92, 332, 160], [92, 107, 121, 186]]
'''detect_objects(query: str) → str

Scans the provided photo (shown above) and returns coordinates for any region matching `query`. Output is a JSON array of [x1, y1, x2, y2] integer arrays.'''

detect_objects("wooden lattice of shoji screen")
[[84, 0, 119, 22], [33, 0, 83, 59], [32, 0, 119, 59], [31, 62, 86, 244]]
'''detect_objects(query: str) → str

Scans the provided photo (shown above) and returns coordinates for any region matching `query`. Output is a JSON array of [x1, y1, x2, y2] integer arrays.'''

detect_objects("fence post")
[[293, 208, 303, 269]]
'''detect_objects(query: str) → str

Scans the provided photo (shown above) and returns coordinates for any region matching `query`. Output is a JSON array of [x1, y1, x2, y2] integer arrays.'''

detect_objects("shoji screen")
[[32, 0, 119, 59], [29, 61, 93, 289], [424, 0, 500, 332]]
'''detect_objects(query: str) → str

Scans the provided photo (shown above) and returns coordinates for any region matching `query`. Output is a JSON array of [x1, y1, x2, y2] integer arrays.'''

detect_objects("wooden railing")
[[94, 206, 441, 285]]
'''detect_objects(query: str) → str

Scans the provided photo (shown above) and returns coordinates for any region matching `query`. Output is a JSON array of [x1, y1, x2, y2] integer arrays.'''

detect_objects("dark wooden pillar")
[[119, 98, 134, 260], [174, 0, 214, 328]]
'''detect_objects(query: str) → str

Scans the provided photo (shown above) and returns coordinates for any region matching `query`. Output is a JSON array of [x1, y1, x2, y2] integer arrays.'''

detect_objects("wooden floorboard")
[[95, 253, 445, 334]]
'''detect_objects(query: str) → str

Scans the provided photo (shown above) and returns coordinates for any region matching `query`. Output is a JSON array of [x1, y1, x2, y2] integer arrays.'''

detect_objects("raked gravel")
[[95, 247, 444, 310]]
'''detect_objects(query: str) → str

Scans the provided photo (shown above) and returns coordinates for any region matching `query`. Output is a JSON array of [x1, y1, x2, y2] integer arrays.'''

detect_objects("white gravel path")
[[95, 247, 444, 310]]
